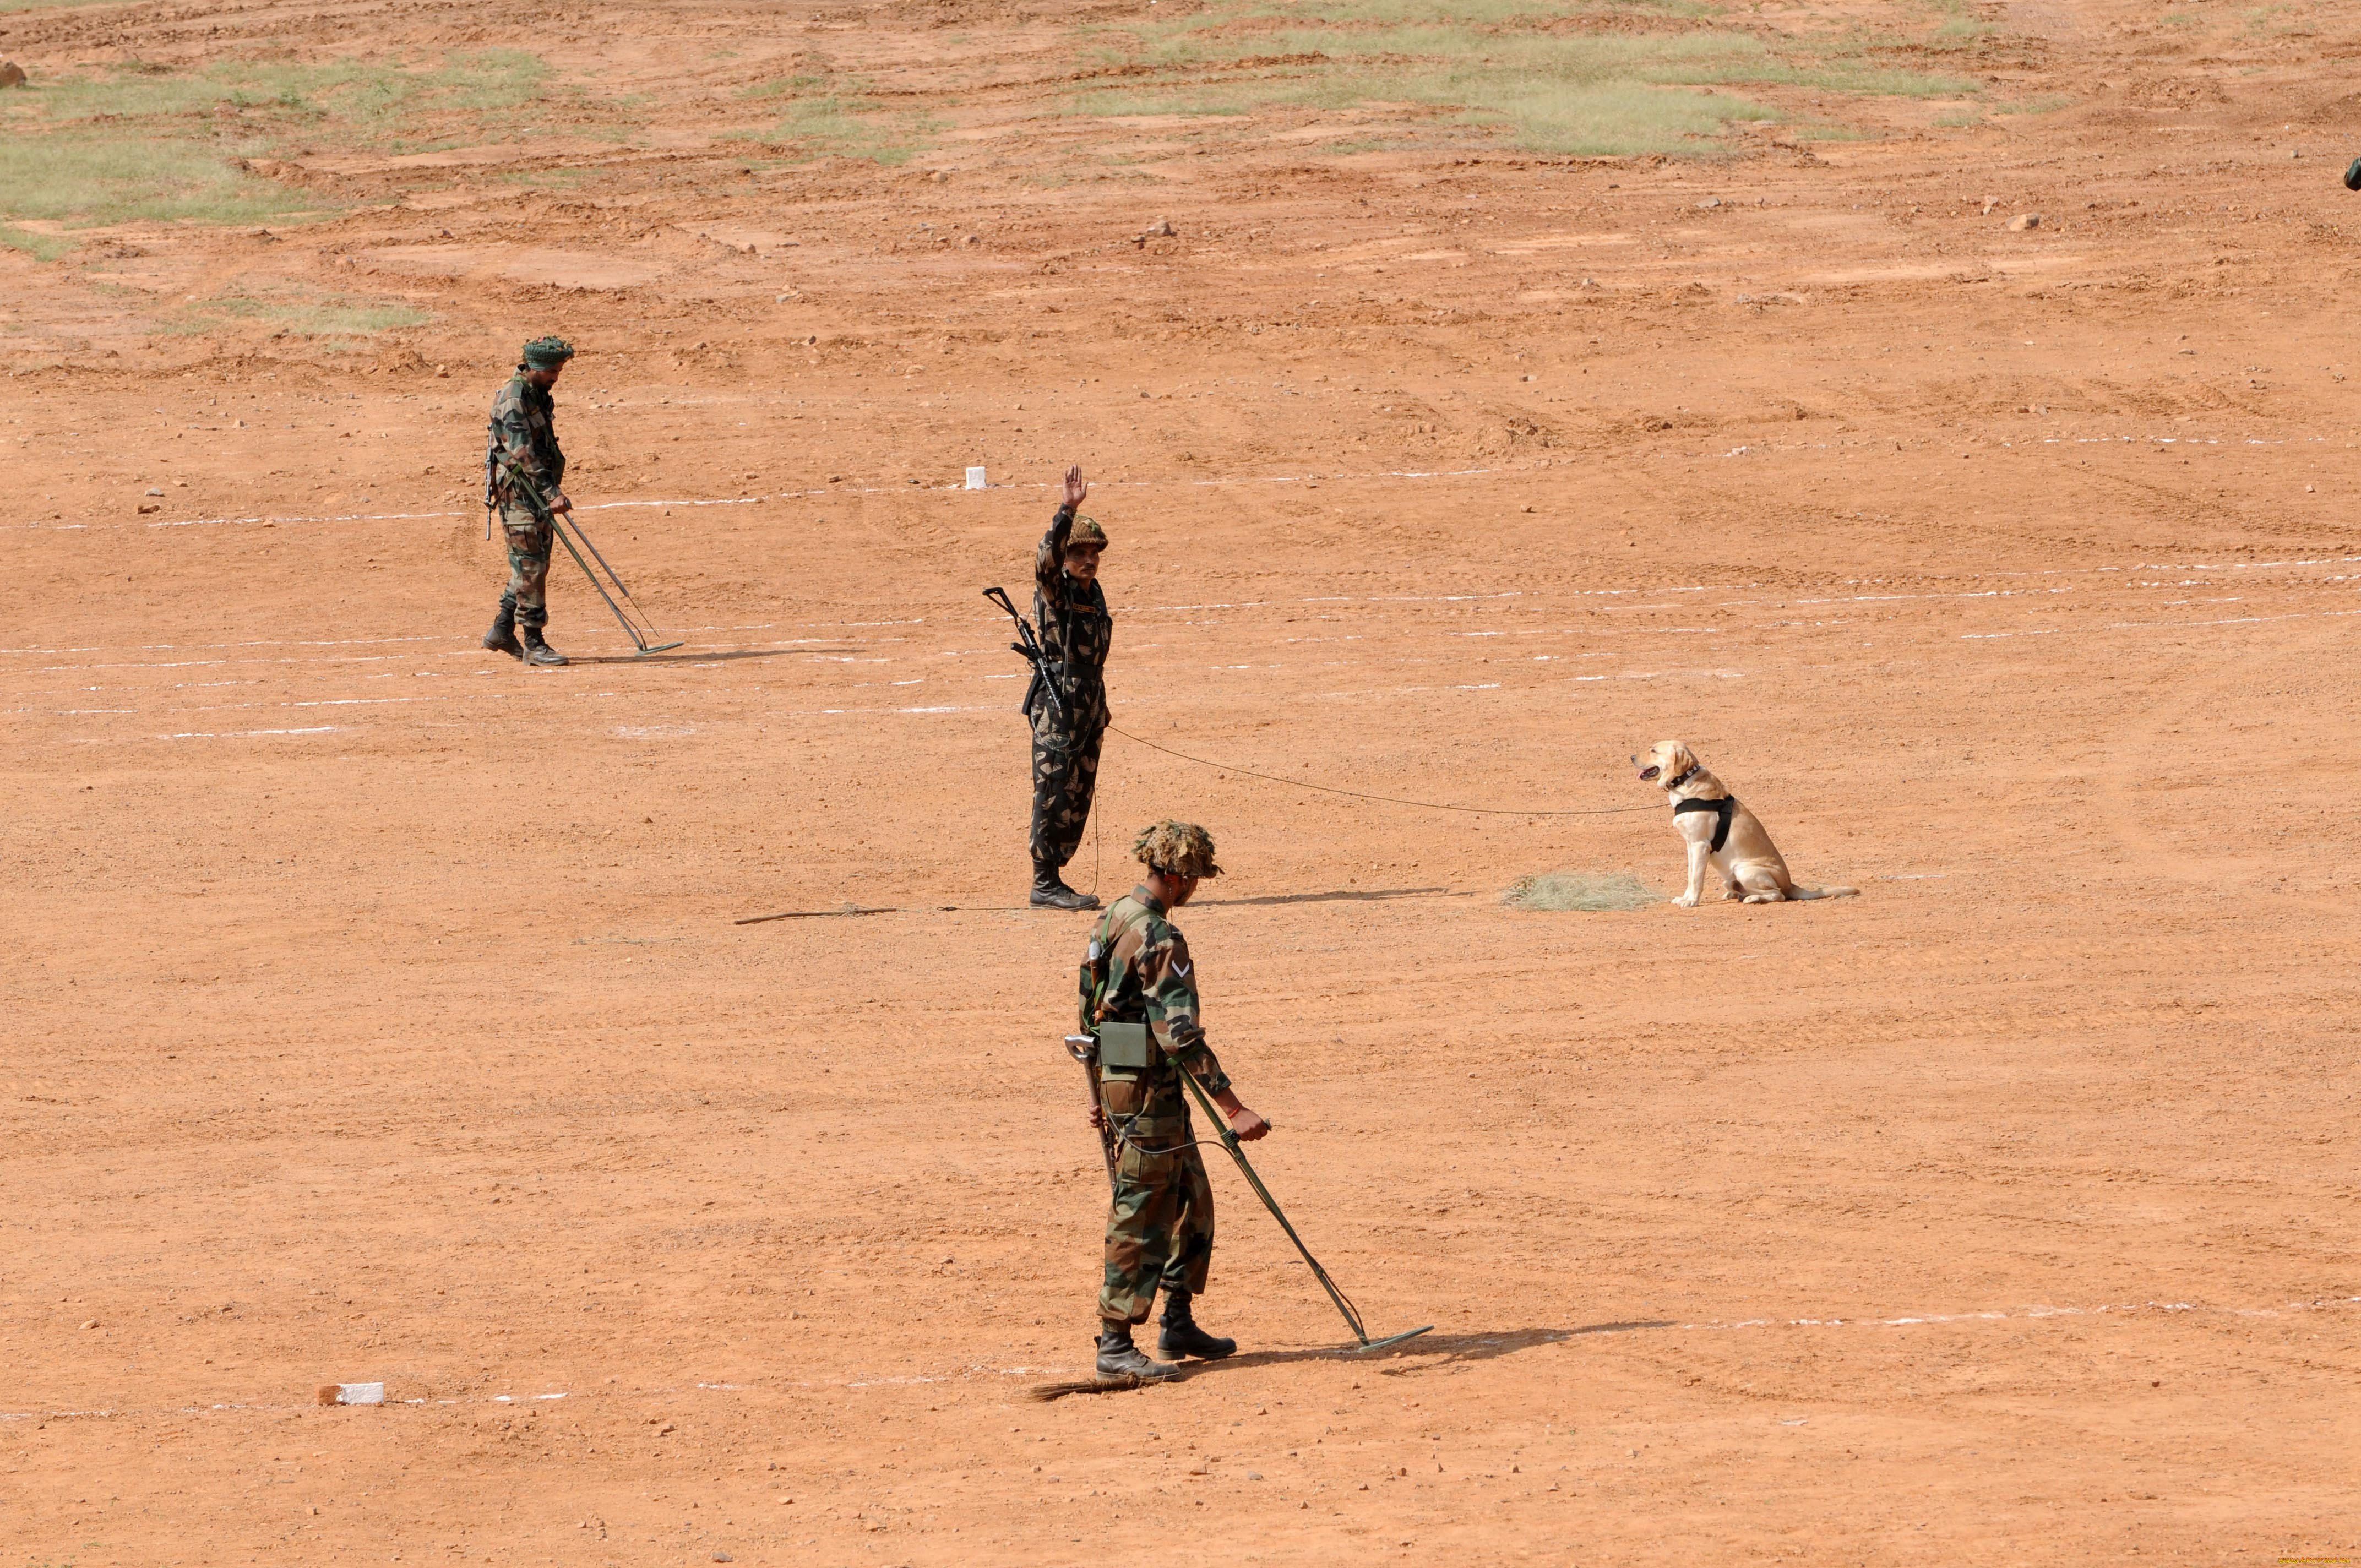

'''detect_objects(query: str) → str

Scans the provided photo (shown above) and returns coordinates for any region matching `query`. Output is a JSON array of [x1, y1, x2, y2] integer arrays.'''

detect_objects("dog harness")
[[1674, 794, 1737, 854]]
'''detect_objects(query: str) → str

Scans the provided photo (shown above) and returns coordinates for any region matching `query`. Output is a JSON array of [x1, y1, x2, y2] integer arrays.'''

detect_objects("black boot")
[[1030, 857, 1100, 911], [1096, 1319, 1180, 1382], [519, 627, 568, 667], [1157, 1291, 1237, 1361], [482, 598, 522, 659]]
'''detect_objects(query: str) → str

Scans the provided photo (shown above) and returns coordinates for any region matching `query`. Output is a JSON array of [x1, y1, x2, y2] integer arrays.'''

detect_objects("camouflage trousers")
[[1030, 712, 1106, 867], [497, 503, 552, 631], [1099, 1112, 1215, 1323]]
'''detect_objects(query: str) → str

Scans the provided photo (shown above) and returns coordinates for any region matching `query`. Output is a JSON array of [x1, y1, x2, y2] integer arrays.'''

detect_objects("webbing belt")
[[1674, 794, 1737, 854]]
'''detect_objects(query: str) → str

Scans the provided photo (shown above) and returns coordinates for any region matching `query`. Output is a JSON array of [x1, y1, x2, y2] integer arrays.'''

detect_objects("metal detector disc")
[[1341, 1325, 1433, 1356], [632, 641, 686, 656]]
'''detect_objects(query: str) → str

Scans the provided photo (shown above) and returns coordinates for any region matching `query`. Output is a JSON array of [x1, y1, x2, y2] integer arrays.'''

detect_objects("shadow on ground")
[[1185, 1319, 1678, 1379], [1200, 886, 1468, 908]]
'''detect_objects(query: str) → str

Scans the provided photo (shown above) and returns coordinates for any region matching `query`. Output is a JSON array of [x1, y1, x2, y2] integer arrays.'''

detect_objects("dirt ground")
[[6, 0, 2361, 1562]]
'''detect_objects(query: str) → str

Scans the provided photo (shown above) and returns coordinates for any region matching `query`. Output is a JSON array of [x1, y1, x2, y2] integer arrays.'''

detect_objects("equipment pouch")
[[1097, 1021, 1153, 1077]]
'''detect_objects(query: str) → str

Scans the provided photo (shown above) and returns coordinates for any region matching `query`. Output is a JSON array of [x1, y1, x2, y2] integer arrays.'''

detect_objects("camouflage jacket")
[[485, 373, 565, 506], [1029, 503, 1111, 728], [1080, 886, 1230, 1096]]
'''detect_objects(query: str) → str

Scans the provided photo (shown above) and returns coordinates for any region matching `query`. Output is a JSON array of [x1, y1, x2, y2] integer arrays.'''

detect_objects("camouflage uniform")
[[1029, 505, 1112, 869], [1082, 885, 1231, 1324], [485, 371, 566, 633]]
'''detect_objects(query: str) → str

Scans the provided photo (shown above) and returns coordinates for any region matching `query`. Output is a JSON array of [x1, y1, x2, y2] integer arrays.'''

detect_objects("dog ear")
[[1665, 741, 1695, 775]]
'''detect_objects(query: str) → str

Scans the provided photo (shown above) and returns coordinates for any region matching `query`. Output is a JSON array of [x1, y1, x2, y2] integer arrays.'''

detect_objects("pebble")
[[2009, 213, 2042, 231], [1699, 197, 1721, 208]]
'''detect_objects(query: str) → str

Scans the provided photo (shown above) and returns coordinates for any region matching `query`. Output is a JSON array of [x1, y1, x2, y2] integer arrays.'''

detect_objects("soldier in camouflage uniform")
[[1079, 820, 1269, 1381], [1027, 464, 1113, 910], [481, 335, 576, 668]]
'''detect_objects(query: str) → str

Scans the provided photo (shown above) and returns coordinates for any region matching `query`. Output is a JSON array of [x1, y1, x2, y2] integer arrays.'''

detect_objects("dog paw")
[[1673, 895, 1699, 908]]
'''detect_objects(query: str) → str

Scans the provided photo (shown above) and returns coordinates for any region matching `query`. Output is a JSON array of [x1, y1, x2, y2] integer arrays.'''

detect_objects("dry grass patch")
[[1501, 870, 1661, 912], [168, 284, 430, 346]]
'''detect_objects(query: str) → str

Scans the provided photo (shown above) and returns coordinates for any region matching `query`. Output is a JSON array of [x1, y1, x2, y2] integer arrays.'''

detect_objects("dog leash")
[[1106, 725, 1656, 818]]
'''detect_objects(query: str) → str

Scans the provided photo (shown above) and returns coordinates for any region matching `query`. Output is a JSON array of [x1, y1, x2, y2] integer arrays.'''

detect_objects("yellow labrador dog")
[[1634, 740, 1858, 907]]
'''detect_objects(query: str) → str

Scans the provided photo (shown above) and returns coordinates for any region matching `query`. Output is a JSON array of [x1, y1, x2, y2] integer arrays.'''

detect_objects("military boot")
[[482, 600, 523, 659], [1096, 1320, 1181, 1382], [1030, 858, 1100, 911], [519, 628, 569, 668], [1156, 1290, 1237, 1362]]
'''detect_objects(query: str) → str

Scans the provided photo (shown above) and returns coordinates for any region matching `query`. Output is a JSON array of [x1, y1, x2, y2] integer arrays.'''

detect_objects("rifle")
[[983, 584, 1063, 725], [488, 448, 683, 656], [1064, 1033, 1119, 1190]]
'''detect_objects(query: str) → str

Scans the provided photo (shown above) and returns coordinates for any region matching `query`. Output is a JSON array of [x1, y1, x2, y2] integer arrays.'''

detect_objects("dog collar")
[[1663, 764, 1700, 792]]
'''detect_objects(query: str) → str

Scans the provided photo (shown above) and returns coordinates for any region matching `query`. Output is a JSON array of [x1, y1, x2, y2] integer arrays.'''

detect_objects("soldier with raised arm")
[[1026, 464, 1113, 908]]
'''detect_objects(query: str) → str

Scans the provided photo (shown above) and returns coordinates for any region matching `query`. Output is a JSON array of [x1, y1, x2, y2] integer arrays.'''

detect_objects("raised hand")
[[1062, 464, 1089, 509]]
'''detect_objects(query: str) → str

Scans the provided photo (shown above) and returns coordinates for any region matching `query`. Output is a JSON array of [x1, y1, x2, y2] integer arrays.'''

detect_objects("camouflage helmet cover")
[[1134, 819, 1221, 879], [521, 335, 575, 369], [1067, 515, 1109, 549]]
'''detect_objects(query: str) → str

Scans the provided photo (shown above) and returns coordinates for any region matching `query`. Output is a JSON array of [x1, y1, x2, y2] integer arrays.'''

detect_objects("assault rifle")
[[982, 584, 1063, 724]]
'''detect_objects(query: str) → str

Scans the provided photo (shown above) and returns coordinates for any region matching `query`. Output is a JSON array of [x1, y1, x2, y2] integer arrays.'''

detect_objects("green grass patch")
[[493, 167, 592, 188], [746, 75, 936, 165], [1236, 0, 1717, 22], [1927, 13, 1995, 48], [1067, 2, 1984, 155], [0, 224, 74, 260], [171, 284, 429, 341], [0, 52, 589, 229], [1502, 870, 1660, 912], [0, 136, 318, 226], [17, 51, 549, 137]]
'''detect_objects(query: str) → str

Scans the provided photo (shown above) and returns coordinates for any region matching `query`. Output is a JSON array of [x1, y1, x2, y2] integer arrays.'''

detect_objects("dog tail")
[[1789, 884, 1858, 901]]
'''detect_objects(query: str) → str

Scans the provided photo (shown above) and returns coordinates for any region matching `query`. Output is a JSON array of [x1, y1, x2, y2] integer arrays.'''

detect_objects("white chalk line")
[[1, 465, 1503, 536], [2, 435, 2348, 537], [1, 559, 2350, 678], [1675, 1292, 2361, 1335], [1722, 434, 2339, 459], [6, 1292, 2354, 1421], [1961, 606, 2361, 641], [0, 1389, 573, 1423], [0, 621, 907, 660], [10, 591, 2352, 741]]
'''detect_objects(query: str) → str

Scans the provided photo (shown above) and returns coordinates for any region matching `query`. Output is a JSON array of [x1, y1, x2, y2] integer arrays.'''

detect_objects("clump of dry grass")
[[1502, 870, 1659, 912]]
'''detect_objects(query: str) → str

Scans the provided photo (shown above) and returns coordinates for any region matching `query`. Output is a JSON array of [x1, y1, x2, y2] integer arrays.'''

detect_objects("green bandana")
[[521, 335, 575, 369]]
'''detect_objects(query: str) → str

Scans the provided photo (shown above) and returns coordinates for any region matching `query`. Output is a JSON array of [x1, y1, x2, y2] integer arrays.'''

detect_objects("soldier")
[[481, 335, 576, 668], [1026, 464, 1112, 909], [1079, 820, 1269, 1381]]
